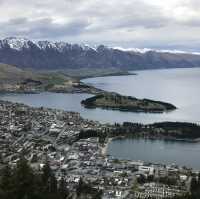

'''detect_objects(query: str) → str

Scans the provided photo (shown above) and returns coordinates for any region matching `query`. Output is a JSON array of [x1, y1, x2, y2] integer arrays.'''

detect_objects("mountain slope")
[[0, 63, 36, 83], [0, 37, 200, 70], [0, 63, 105, 94]]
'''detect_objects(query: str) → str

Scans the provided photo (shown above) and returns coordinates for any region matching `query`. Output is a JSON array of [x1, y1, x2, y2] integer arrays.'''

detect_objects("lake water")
[[1, 68, 200, 124], [83, 68, 200, 124], [1, 67, 200, 168], [108, 138, 200, 169]]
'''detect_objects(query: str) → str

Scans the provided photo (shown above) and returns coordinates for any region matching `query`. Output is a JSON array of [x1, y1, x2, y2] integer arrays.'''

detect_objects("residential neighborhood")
[[0, 100, 198, 198]]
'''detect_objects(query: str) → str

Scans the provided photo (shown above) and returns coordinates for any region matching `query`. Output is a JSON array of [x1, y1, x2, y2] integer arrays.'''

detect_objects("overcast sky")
[[0, 0, 200, 51]]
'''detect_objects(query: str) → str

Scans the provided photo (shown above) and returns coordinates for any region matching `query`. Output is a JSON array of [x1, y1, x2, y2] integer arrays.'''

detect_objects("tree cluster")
[[151, 122, 200, 139], [0, 156, 69, 199], [170, 174, 200, 199], [0, 156, 103, 199]]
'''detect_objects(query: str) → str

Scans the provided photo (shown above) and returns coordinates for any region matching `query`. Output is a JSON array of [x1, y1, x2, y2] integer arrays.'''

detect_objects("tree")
[[41, 159, 52, 191], [41, 159, 58, 198], [76, 178, 102, 198], [58, 177, 69, 199], [0, 153, 3, 163], [191, 177, 198, 192], [76, 177, 83, 196], [0, 157, 70, 199], [49, 174, 57, 194], [92, 189, 103, 199], [12, 155, 36, 199], [0, 164, 14, 199]]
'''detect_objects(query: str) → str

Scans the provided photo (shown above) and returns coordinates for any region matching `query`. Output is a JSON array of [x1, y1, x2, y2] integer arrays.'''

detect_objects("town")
[[0, 100, 199, 198]]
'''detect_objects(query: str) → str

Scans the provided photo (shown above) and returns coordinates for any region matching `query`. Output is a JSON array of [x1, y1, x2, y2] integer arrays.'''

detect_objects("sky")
[[0, 0, 200, 51]]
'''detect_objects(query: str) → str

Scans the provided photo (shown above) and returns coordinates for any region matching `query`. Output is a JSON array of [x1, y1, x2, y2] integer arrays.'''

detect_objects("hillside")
[[0, 63, 36, 84], [0, 63, 101, 94], [0, 37, 200, 70]]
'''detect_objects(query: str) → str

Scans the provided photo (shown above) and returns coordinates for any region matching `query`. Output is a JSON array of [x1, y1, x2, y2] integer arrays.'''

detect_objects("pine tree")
[[58, 176, 69, 199], [41, 159, 58, 198], [76, 177, 84, 196], [0, 153, 3, 163], [41, 159, 52, 192], [12, 155, 35, 199], [0, 156, 70, 199], [0, 164, 14, 199], [49, 174, 57, 194]]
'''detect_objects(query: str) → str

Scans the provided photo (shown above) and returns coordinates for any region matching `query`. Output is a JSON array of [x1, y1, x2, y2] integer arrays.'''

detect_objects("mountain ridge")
[[1, 37, 200, 70]]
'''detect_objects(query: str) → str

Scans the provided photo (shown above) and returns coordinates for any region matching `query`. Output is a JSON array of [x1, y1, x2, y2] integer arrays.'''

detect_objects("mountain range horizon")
[[1, 36, 200, 55], [1, 37, 200, 71]]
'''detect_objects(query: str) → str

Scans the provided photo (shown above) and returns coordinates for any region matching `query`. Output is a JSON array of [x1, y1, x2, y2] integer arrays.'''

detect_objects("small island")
[[81, 93, 177, 113]]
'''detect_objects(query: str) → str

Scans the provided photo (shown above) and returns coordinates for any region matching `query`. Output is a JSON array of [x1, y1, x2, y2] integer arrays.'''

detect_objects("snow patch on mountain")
[[1, 37, 200, 55], [0, 37, 31, 50], [0, 37, 99, 53], [113, 47, 152, 53], [113, 46, 200, 55]]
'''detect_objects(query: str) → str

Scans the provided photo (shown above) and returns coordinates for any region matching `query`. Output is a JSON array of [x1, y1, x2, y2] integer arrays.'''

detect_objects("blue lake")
[[1, 68, 200, 124], [1, 68, 200, 168], [108, 138, 200, 169]]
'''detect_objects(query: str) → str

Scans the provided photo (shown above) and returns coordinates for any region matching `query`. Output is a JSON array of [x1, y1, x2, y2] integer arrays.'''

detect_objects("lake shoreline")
[[0, 70, 134, 95], [107, 136, 200, 169], [1, 67, 200, 169], [102, 132, 200, 160], [101, 138, 113, 156], [0, 67, 199, 125]]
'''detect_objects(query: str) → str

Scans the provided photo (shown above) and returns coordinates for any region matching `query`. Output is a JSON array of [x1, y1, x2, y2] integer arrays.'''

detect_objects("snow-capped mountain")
[[0, 37, 96, 52], [0, 37, 200, 70], [113, 46, 200, 55]]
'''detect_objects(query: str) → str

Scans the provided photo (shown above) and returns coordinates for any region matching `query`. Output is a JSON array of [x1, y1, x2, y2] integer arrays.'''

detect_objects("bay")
[[1, 68, 200, 168], [1, 68, 200, 124], [83, 68, 200, 124], [108, 138, 200, 169]]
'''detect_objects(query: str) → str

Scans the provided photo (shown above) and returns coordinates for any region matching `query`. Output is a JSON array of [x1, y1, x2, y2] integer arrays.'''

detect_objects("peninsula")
[[81, 93, 177, 113]]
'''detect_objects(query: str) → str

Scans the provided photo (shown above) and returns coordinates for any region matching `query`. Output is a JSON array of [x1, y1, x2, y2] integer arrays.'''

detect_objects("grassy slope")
[[0, 63, 131, 84], [0, 63, 37, 83], [41, 67, 131, 80], [0, 63, 75, 86]]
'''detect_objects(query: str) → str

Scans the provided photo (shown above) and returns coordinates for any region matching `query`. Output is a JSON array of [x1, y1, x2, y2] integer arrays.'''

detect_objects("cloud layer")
[[0, 0, 200, 51]]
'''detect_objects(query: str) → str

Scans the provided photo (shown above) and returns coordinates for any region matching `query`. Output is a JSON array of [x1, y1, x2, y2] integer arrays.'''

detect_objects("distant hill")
[[0, 37, 200, 70], [0, 63, 74, 86], [0, 63, 37, 84]]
